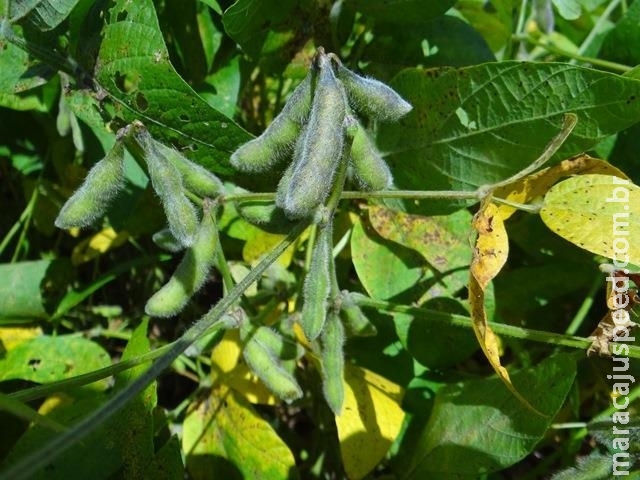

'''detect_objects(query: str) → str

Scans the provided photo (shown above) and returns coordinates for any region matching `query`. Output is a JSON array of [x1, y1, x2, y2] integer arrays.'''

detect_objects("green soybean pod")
[[145, 201, 218, 318], [242, 333, 303, 402], [235, 199, 298, 234], [339, 290, 377, 337], [320, 311, 345, 415], [283, 53, 347, 219], [133, 127, 199, 247], [230, 68, 316, 173], [349, 122, 393, 191], [154, 141, 224, 198], [301, 220, 333, 340], [335, 63, 412, 121], [151, 228, 184, 252], [240, 323, 303, 361], [55, 141, 125, 229]]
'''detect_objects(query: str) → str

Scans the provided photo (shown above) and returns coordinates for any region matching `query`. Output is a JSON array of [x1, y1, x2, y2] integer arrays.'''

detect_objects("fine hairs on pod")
[[230, 67, 316, 173], [55, 140, 126, 229], [281, 49, 347, 219], [334, 61, 412, 122], [301, 219, 333, 340], [145, 200, 219, 318], [320, 311, 345, 414]]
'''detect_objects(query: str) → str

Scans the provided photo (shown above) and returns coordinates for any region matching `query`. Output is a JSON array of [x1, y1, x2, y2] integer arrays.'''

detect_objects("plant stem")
[[565, 274, 602, 336], [224, 189, 481, 203], [3, 220, 309, 480], [0, 184, 38, 258], [513, 34, 632, 72], [351, 293, 640, 359], [574, 0, 622, 61]]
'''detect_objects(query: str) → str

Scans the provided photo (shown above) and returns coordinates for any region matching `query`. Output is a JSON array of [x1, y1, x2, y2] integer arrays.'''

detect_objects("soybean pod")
[[301, 220, 333, 340], [241, 325, 303, 402], [349, 121, 393, 191], [283, 51, 347, 219], [55, 140, 125, 228], [339, 290, 377, 337], [320, 312, 345, 415], [231, 68, 316, 173], [335, 62, 412, 122], [145, 200, 219, 317], [126, 122, 199, 247], [154, 141, 224, 198]]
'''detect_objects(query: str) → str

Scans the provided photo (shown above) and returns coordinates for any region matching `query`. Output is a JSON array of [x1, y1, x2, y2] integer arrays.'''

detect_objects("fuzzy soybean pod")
[[301, 221, 333, 340], [335, 63, 412, 122], [282, 54, 347, 219], [320, 311, 345, 415], [154, 141, 224, 198], [235, 199, 298, 234], [55, 141, 125, 229], [136, 130, 199, 248], [145, 202, 218, 318], [230, 69, 315, 173], [240, 324, 303, 402], [339, 290, 377, 337], [349, 122, 393, 191]]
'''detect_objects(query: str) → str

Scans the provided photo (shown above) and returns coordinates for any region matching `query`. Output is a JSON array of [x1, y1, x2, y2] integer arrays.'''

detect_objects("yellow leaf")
[[0, 326, 42, 351], [71, 227, 129, 265], [540, 174, 640, 265], [494, 154, 629, 220], [242, 228, 308, 268], [336, 364, 405, 480], [469, 199, 544, 416]]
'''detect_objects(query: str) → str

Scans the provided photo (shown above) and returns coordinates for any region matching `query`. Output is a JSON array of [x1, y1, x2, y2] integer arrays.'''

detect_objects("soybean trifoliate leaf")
[[540, 174, 640, 265], [336, 364, 404, 480], [494, 154, 629, 220], [469, 199, 542, 414]]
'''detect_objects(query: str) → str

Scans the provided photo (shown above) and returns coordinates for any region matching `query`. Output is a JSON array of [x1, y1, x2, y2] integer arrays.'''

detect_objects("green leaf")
[[345, 0, 456, 24], [379, 63, 640, 205], [350, 212, 424, 301], [0, 259, 73, 321], [599, 0, 640, 67], [394, 298, 478, 369], [398, 353, 577, 479], [9, 0, 81, 30], [456, 0, 513, 52], [0, 335, 110, 387], [183, 387, 298, 480], [552, 0, 582, 20], [540, 174, 640, 265], [95, 0, 250, 175]]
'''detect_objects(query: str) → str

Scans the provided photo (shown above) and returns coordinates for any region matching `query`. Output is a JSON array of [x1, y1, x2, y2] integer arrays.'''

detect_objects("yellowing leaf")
[[71, 227, 129, 265], [470, 200, 508, 289], [469, 200, 543, 415], [183, 386, 296, 480], [494, 154, 629, 220], [0, 326, 42, 351], [540, 174, 640, 265], [336, 364, 405, 480], [242, 228, 308, 268]]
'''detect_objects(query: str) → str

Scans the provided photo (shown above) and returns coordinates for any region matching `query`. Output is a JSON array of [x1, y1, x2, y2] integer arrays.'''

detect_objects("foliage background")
[[0, 0, 639, 479]]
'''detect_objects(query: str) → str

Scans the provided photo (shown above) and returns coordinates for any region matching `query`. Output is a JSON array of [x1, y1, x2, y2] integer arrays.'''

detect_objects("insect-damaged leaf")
[[540, 174, 640, 265], [469, 199, 542, 414]]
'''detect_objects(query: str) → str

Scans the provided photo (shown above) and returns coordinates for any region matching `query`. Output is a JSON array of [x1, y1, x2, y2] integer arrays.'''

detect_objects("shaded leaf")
[[399, 354, 576, 479], [70, 227, 130, 265], [10, 0, 80, 30], [540, 174, 640, 265], [336, 364, 405, 480], [345, 0, 455, 24], [379, 63, 640, 206]]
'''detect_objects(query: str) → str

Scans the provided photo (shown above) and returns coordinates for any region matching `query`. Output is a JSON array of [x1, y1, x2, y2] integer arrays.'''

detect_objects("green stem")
[[564, 274, 602, 336], [0, 183, 38, 258], [513, 34, 632, 72], [3, 220, 309, 480], [491, 196, 541, 213], [224, 189, 481, 203], [574, 0, 622, 60], [351, 293, 640, 359]]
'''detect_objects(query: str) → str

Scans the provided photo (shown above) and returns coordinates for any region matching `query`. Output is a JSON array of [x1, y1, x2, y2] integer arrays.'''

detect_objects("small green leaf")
[[540, 174, 640, 265]]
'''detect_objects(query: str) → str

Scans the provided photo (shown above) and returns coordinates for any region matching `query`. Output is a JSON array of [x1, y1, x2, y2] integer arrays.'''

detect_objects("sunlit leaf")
[[336, 364, 405, 480], [540, 174, 640, 265], [71, 228, 130, 265]]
